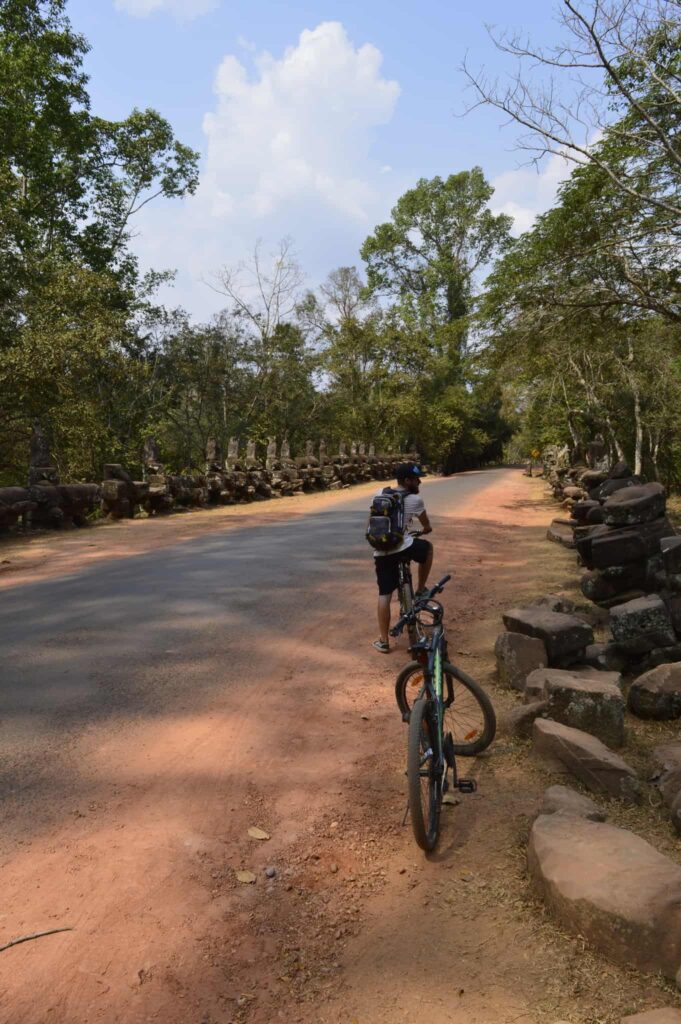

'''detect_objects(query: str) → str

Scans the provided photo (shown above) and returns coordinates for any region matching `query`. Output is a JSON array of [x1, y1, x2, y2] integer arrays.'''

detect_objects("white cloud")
[[201, 22, 400, 223], [490, 153, 572, 235], [114, 0, 217, 21], [131, 21, 401, 320]]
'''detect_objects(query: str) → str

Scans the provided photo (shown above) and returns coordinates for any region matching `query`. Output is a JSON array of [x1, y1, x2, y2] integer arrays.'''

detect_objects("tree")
[[463, 0, 681, 220], [360, 169, 512, 333]]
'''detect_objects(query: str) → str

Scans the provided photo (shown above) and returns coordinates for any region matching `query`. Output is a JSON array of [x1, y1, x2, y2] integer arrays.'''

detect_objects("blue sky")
[[67, 0, 573, 320]]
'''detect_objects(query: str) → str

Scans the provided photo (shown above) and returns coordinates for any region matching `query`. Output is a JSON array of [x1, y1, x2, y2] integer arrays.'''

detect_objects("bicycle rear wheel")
[[407, 696, 441, 851], [395, 660, 496, 756]]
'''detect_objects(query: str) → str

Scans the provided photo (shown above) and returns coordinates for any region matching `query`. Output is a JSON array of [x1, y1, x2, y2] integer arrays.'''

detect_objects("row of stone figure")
[[0, 429, 418, 530]]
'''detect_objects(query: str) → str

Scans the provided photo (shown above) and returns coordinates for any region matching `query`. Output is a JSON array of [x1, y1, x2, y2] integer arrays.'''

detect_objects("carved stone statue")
[[144, 436, 163, 470], [319, 440, 327, 464], [359, 442, 366, 456], [205, 437, 222, 469], [246, 440, 257, 464], [29, 420, 51, 468], [338, 441, 347, 459], [226, 437, 240, 467], [368, 444, 375, 457], [305, 440, 314, 459], [280, 438, 291, 463], [351, 442, 358, 457]]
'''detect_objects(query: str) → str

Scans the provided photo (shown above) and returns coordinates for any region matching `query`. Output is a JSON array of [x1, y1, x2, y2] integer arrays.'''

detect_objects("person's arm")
[[418, 510, 432, 535]]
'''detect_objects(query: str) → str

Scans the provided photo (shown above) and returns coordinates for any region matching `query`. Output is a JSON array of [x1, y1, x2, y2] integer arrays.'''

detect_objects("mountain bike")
[[390, 575, 494, 851]]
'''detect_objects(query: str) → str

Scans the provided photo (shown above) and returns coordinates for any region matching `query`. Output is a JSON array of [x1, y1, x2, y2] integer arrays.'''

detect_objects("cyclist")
[[372, 463, 433, 653]]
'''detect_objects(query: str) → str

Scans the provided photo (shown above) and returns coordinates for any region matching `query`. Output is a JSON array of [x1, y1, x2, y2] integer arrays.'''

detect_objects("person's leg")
[[374, 554, 399, 650], [377, 594, 391, 644], [410, 538, 433, 592]]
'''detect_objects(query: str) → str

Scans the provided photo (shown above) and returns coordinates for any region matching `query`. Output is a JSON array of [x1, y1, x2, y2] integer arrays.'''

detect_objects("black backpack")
[[366, 487, 406, 551]]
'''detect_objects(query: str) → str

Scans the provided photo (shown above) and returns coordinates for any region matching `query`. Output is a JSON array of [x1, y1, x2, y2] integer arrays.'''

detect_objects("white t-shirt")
[[373, 488, 426, 558]]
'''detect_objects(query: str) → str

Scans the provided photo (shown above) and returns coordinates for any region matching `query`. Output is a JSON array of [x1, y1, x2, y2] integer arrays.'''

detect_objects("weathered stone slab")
[[499, 700, 549, 739], [532, 718, 642, 802], [572, 499, 601, 524], [581, 566, 647, 606], [632, 644, 681, 676], [650, 745, 681, 836], [547, 520, 575, 547], [661, 536, 681, 575], [610, 595, 676, 654], [589, 476, 643, 503], [575, 524, 610, 568], [528, 814, 681, 981], [583, 643, 627, 673], [603, 483, 666, 527], [495, 632, 548, 692], [540, 784, 606, 821], [502, 608, 593, 665], [525, 666, 622, 701], [546, 672, 625, 747], [629, 663, 681, 720], [591, 519, 675, 569]]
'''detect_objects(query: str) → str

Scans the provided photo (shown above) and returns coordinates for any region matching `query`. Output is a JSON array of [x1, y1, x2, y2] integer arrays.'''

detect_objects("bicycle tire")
[[407, 696, 441, 851], [395, 660, 496, 756]]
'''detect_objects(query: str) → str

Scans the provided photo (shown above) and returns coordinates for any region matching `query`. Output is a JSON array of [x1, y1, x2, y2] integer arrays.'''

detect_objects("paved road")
[[0, 468, 510, 1024], [0, 469, 502, 765]]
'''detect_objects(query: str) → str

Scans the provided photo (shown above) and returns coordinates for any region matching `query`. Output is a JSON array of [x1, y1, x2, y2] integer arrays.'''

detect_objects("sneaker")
[[372, 639, 390, 654], [415, 588, 429, 601]]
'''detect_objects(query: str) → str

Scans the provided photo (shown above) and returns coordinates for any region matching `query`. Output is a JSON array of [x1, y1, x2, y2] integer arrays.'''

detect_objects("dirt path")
[[0, 471, 675, 1024]]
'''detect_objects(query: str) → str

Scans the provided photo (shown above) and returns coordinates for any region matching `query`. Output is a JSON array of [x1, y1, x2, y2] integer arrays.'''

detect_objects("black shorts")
[[374, 538, 432, 596]]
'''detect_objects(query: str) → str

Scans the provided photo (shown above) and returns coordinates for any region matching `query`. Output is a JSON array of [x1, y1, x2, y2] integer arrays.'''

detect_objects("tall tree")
[[360, 169, 512, 332]]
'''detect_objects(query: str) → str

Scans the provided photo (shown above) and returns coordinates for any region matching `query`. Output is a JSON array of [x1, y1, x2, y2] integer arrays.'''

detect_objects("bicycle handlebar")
[[389, 573, 452, 637]]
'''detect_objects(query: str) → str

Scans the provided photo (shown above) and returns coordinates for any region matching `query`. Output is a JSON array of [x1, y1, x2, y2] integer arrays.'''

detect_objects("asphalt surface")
[[0, 469, 504, 841]]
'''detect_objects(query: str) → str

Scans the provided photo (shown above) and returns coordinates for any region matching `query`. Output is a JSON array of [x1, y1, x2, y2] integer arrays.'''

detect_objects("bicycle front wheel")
[[396, 661, 496, 756], [407, 697, 441, 852]]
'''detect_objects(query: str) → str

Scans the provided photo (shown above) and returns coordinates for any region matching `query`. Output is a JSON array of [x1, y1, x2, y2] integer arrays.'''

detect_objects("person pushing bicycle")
[[369, 463, 433, 653]]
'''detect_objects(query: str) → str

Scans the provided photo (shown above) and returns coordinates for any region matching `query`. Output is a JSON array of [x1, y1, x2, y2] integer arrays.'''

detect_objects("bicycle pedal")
[[457, 778, 477, 794]]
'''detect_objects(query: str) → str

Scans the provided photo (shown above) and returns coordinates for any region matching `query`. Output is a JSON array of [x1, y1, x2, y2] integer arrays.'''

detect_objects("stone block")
[[528, 814, 681, 981], [531, 594, 576, 615], [632, 644, 681, 676], [572, 499, 601, 524], [603, 483, 666, 527], [580, 566, 647, 607], [545, 672, 625, 747], [495, 632, 548, 691], [499, 700, 549, 739], [547, 520, 575, 547], [502, 607, 593, 666], [610, 595, 676, 654], [540, 784, 606, 821], [629, 663, 681, 720], [575, 524, 610, 568], [532, 718, 642, 802], [661, 536, 681, 575], [591, 519, 675, 569], [589, 476, 643, 503], [583, 643, 627, 673]]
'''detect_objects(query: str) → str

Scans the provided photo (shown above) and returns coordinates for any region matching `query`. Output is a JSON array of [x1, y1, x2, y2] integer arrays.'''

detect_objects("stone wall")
[[0, 426, 418, 533]]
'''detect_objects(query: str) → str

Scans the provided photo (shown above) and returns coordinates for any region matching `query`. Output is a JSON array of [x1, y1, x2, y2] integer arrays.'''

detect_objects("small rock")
[[330, 863, 339, 874], [540, 784, 606, 822], [247, 826, 270, 841], [265, 866, 277, 878]]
